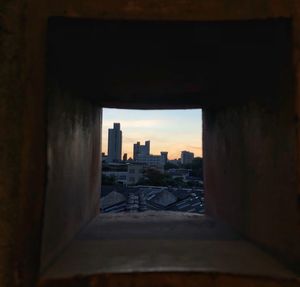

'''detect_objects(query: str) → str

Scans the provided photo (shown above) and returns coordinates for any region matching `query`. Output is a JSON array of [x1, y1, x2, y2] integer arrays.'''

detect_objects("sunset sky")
[[102, 108, 202, 160]]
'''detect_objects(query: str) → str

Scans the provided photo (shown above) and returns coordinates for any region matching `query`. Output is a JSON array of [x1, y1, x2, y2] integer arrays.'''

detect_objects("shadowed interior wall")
[[203, 61, 300, 269], [42, 16, 300, 277], [1, 0, 300, 287], [40, 79, 101, 271]]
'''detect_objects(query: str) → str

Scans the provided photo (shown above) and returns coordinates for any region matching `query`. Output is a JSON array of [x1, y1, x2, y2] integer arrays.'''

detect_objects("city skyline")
[[102, 108, 202, 160]]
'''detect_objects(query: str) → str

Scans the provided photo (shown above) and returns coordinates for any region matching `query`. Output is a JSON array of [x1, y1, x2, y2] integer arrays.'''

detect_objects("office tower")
[[123, 153, 128, 161], [133, 140, 150, 160], [181, 151, 194, 165], [108, 123, 122, 162]]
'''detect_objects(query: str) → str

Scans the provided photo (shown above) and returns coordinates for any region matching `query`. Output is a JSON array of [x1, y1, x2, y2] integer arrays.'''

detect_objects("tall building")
[[108, 123, 122, 162], [133, 141, 167, 168], [133, 140, 150, 160], [181, 151, 194, 165]]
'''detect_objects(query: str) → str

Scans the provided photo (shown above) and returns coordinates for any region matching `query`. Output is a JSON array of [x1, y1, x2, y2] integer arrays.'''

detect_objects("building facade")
[[102, 163, 145, 186], [181, 151, 194, 165], [160, 152, 168, 165], [127, 163, 145, 185], [136, 154, 163, 167], [133, 140, 150, 160], [108, 123, 122, 162], [133, 140, 168, 168]]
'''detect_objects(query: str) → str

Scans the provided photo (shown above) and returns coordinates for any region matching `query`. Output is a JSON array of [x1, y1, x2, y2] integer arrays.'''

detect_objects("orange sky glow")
[[102, 108, 202, 160]]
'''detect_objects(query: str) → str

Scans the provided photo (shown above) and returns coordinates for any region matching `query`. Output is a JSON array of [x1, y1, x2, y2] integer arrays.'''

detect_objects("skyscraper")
[[108, 123, 122, 162]]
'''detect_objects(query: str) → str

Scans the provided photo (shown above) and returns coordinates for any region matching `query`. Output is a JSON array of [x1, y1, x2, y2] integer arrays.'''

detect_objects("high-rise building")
[[181, 151, 194, 165], [123, 153, 128, 161], [108, 123, 122, 162], [133, 140, 150, 160]]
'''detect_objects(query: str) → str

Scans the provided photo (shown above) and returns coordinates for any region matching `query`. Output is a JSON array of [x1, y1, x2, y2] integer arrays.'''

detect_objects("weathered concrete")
[[44, 0, 292, 21], [0, 1, 45, 286], [203, 32, 300, 267], [39, 272, 300, 287], [40, 212, 298, 286], [1, 1, 300, 287], [46, 15, 300, 272], [40, 82, 101, 271], [292, 1, 300, 241], [47, 18, 291, 109], [204, 100, 300, 269]]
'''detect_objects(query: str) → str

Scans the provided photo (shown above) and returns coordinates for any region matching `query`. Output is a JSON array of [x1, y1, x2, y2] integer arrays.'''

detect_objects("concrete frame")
[[1, 1, 300, 287]]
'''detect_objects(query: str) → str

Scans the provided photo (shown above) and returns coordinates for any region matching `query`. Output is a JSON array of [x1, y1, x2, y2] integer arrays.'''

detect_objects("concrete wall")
[[40, 79, 101, 271], [204, 100, 300, 268], [0, 1, 46, 286], [202, 17, 300, 269], [203, 16, 300, 268], [1, 0, 300, 286]]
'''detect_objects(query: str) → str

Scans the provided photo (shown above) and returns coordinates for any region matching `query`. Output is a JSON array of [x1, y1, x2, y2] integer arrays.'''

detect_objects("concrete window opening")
[[38, 17, 300, 286], [100, 108, 204, 214]]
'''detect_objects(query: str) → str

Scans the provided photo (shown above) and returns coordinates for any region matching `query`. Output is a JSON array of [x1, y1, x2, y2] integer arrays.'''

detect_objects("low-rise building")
[[127, 163, 145, 185], [136, 152, 168, 168], [102, 162, 145, 186]]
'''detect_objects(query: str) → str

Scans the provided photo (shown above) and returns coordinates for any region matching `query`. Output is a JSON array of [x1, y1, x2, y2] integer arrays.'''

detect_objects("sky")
[[102, 108, 202, 160]]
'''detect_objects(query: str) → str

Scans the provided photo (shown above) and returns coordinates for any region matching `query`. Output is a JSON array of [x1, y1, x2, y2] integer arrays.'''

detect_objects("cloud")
[[123, 136, 137, 142], [187, 145, 202, 150], [103, 119, 165, 129], [101, 108, 203, 159]]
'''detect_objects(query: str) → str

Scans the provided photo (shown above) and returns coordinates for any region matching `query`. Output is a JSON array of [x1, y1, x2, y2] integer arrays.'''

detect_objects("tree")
[[101, 174, 116, 185], [191, 157, 203, 178], [182, 157, 203, 179], [164, 162, 179, 170], [137, 168, 171, 186]]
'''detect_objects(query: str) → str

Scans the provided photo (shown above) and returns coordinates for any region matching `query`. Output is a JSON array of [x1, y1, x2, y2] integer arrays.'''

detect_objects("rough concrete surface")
[[39, 272, 300, 287], [40, 213, 298, 285], [204, 98, 300, 268], [1, 1, 300, 287], [40, 86, 101, 271]]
